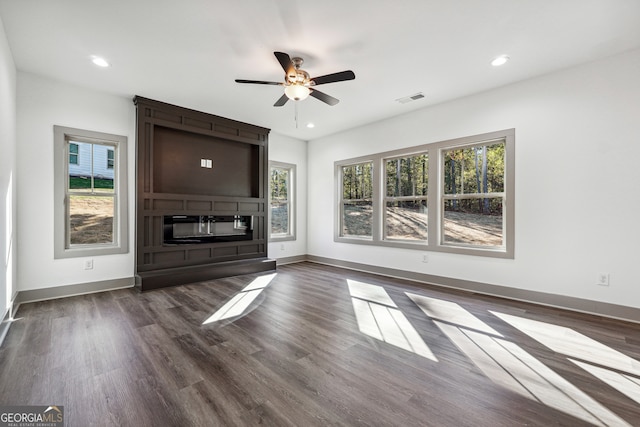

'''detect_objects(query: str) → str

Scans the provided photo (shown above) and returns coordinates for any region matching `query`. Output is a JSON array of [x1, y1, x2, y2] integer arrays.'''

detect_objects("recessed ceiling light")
[[91, 56, 110, 67], [491, 55, 510, 67], [306, 123, 315, 128]]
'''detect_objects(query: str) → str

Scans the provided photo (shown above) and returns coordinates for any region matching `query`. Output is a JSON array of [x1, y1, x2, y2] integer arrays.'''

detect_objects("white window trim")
[[53, 125, 129, 259], [334, 129, 514, 259], [269, 161, 296, 242]]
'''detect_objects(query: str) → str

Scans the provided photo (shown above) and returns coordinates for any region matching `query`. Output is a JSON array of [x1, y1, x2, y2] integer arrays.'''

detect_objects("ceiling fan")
[[235, 52, 355, 107]]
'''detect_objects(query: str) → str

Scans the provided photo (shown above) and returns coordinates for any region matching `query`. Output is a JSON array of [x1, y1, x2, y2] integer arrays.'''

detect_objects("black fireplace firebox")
[[163, 215, 253, 245]]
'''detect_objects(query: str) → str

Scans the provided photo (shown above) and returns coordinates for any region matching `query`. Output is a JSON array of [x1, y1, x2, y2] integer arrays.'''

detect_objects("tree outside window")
[[442, 141, 505, 247], [384, 153, 428, 241], [340, 162, 373, 238]]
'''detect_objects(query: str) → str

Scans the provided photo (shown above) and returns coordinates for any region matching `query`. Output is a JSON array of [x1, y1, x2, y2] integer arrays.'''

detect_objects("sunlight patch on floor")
[[570, 359, 640, 406], [347, 280, 437, 361], [202, 273, 276, 324], [491, 311, 640, 377], [406, 293, 502, 336], [408, 295, 630, 426], [348, 280, 397, 307]]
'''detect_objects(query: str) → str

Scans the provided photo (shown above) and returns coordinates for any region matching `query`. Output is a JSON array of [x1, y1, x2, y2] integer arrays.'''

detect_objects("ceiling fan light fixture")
[[284, 84, 310, 101]]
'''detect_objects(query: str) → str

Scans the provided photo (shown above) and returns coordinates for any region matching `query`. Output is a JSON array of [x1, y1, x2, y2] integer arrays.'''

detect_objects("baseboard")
[[275, 255, 308, 266], [14, 277, 135, 307], [0, 307, 11, 347], [306, 255, 640, 324]]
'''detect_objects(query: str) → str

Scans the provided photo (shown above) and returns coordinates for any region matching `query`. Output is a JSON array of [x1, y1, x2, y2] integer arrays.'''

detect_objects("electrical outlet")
[[422, 254, 429, 263], [84, 259, 94, 270], [280, 244, 285, 251], [596, 272, 609, 286]]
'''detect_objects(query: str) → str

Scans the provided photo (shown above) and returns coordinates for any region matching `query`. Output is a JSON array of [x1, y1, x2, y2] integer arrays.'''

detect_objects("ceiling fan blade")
[[274, 93, 289, 107], [274, 51, 295, 77], [309, 89, 339, 106], [311, 70, 355, 86], [235, 79, 283, 85]]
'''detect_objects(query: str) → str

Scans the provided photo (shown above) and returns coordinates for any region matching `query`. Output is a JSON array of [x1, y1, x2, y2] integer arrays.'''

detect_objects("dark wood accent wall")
[[133, 96, 276, 290]]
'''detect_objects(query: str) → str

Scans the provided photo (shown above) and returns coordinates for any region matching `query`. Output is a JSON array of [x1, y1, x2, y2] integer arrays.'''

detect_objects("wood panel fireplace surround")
[[134, 96, 275, 291]]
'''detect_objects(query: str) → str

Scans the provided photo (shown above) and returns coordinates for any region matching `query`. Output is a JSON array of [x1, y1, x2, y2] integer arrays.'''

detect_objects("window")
[[339, 161, 373, 239], [54, 126, 128, 258], [269, 161, 296, 241], [384, 153, 428, 242], [335, 129, 514, 258], [69, 143, 79, 165], [442, 141, 505, 248], [107, 148, 114, 169]]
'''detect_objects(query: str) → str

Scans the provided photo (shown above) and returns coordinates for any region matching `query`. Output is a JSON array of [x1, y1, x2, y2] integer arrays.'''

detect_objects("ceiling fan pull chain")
[[295, 102, 299, 128]]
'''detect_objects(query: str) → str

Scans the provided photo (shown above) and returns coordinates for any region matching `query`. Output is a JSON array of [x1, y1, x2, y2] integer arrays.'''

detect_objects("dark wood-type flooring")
[[1, 262, 639, 426]]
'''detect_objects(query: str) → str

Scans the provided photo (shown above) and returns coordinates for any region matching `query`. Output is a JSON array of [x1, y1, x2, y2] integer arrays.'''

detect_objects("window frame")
[[268, 161, 296, 242], [334, 129, 514, 258], [53, 125, 129, 259]]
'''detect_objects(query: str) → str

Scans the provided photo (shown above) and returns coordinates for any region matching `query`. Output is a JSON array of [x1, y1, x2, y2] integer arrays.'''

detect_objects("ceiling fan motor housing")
[[286, 57, 311, 85]]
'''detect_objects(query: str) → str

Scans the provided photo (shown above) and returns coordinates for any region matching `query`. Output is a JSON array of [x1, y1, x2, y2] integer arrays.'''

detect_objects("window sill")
[[269, 235, 296, 243], [334, 236, 512, 259]]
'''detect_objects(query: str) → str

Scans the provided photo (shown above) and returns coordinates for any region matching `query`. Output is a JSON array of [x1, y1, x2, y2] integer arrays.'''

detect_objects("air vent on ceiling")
[[396, 92, 425, 104]]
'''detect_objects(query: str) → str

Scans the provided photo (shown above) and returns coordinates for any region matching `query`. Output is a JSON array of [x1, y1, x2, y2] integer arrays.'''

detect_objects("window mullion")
[[428, 148, 440, 248], [372, 158, 382, 242]]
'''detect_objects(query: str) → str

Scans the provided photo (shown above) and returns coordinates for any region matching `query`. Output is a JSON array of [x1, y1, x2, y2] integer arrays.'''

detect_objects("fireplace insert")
[[163, 215, 253, 245]]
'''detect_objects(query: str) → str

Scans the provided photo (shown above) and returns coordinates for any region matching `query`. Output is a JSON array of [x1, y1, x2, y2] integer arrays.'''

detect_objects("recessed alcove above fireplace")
[[134, 96, 275, 291], [152, 126, 260, 197]]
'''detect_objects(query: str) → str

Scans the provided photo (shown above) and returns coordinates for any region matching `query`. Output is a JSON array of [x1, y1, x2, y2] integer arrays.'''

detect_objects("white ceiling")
[[1, 0, 639, 140]]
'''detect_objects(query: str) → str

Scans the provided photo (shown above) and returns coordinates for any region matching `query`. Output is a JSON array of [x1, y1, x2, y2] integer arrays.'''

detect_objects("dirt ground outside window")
[[343, 206, 502, 246], [69, 196, 114, 245]]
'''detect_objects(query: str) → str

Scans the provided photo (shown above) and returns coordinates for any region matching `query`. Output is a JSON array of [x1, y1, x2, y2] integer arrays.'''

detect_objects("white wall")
[[16, 72, 135, 291], [0, 16, 16, 316], [308, 49, 640, 309], [268, 132, 308, 259]]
